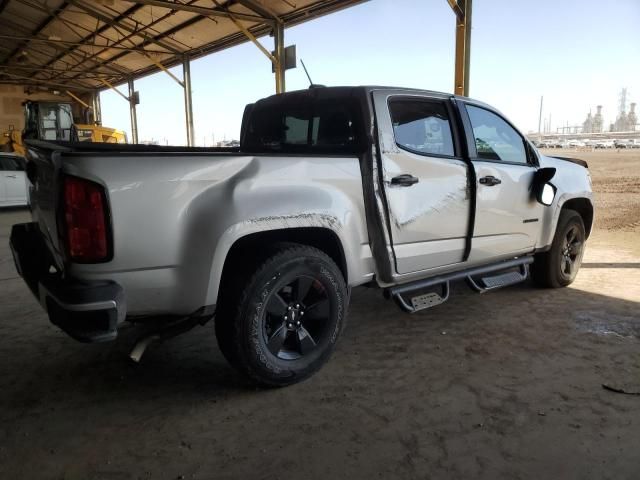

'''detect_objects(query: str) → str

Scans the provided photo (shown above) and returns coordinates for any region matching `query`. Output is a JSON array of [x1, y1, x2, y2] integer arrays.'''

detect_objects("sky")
[[99, 0, 640, 145]]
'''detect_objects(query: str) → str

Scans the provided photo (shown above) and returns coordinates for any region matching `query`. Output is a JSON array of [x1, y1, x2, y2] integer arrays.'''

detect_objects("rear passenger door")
[[461, 103, 543, 262], [373, 92, 471, 274]]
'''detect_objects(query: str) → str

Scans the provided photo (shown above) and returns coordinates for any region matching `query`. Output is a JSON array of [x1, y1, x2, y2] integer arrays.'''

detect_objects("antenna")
[[300, 59, 314, 86]]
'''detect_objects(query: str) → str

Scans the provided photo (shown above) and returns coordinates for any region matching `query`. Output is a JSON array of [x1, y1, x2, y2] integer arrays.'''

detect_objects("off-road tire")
[[532, 209, 586, 288], [215, 243, 348, 387]]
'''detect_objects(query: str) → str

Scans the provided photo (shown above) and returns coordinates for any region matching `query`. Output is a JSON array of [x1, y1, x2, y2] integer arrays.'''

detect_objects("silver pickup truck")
[[11, 86, 593, 386]]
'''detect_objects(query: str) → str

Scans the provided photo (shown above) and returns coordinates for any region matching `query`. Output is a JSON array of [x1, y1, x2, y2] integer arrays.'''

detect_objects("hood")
[[546, 155, 588, 169]]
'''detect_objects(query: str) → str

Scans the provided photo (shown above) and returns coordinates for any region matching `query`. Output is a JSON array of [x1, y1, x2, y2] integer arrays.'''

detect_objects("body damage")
[[65, 153, 374, 316]]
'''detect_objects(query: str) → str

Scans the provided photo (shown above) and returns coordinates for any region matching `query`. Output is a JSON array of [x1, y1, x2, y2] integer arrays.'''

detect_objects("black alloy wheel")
[[263, 275, 331, 360], [560, 224, 584, 280], [215, 243, 347, 387], [532, 208, 586, 288]]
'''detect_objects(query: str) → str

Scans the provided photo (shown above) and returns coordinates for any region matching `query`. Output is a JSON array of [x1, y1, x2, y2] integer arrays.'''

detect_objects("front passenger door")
[[463, 104, 543, 263]]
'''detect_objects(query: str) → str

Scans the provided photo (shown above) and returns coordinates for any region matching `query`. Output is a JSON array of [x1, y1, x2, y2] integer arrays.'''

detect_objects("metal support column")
[[451, 0, 472, 97], [183, 56, 195, 146], [128, 78, 138, 144], [92, 91, 102, 125], [273, 22, 285, 94]]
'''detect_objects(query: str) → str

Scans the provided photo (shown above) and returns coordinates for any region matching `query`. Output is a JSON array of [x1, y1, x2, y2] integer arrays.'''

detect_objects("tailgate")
[[25, 140, 70, 270]]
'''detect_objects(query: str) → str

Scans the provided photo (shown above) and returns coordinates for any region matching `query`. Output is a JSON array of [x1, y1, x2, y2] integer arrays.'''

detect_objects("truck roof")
[[253, 85, 495, 114], [256, 85, 454, 103]]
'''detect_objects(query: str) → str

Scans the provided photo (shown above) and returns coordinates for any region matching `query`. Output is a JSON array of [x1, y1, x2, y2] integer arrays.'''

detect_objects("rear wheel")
[[215, 243, 347, 387], [532, 209, 586, 288]]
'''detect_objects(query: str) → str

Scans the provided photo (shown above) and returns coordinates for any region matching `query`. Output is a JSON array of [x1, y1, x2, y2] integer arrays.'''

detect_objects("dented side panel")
[[65, 154, 373, 316]]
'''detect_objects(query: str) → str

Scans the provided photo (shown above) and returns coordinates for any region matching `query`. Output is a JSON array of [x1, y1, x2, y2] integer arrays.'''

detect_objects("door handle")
[[479, 175, 501, 186], [391, 174, 419, 187], [5, 174, 17, 178]]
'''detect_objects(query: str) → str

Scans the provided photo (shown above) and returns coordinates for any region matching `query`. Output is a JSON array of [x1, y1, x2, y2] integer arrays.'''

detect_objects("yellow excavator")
[[1, 100, 126, 156]]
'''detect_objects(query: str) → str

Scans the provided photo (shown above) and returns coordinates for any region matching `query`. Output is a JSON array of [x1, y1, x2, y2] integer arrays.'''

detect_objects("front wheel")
[[532, 209, 586, 288], [215, 243, 348, 387]]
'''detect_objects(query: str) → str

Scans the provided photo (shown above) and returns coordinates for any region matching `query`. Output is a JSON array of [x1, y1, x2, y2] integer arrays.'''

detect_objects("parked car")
[[0, 153, 29, 207], [594, 140, 614, 149], [11, 86, 594, 386]]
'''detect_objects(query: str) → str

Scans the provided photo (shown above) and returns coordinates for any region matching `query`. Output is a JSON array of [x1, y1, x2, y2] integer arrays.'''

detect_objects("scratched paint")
[[388, 180, 468, 230], [244, 213, 341, 231]]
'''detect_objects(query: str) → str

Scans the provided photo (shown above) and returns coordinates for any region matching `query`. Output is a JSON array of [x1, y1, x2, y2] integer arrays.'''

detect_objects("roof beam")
[[0, 6, 136, 78], [236, 0, 281, 22], [56, 0, 201, 79], [0, 64, 120, 78], [211, 0, 276, 63], [0, 71, 94, 90], [69, 11, 211, 82], [66, 0, 183, 54], [0, 34, 171, 54], [2, 1, 69, 65], [35, 3, 146, 72], [447, 0, 464, 19], [58, 0, 207, 84], [124, 0, 274, 25], [74, 0, 367, 91]]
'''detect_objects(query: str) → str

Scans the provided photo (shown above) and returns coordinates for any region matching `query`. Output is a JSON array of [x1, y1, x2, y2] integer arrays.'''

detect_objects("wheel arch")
[[561, 197, 594, 238], [216, 227, 348, 306]]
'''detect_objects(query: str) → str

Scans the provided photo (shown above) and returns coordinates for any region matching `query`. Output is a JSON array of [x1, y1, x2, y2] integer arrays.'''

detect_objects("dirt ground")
[[0, 149, 638, 480]]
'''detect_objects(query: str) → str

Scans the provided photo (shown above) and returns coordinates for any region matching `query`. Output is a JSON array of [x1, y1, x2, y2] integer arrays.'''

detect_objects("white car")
[[594, 140, 614, 149], [0, 153, 29, 207]]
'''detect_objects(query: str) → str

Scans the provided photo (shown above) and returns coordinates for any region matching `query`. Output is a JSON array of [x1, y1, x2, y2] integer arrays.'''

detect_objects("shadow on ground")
[[1, 273, 639, 480]]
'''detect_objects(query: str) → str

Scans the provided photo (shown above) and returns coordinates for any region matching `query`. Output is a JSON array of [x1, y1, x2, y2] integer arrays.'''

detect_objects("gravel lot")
[[0, 149, 638, 480]]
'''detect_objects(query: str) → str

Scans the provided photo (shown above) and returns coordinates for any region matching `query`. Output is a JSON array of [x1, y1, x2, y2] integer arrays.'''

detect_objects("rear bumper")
[[10, 222, 125, 343]]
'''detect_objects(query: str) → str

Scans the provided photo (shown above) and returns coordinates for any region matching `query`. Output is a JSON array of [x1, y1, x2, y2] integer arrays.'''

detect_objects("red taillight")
[[63, 176, 109, 262]]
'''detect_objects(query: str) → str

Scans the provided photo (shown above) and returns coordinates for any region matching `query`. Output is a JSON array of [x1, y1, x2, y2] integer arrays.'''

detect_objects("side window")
[[389, 99, 455, 157], [283, 114, 308, 145], [0, 156, 24, 171], [466, 105, 527, 164]]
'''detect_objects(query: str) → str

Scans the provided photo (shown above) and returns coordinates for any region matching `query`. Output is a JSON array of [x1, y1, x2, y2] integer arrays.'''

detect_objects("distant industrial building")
[[579, 89, 637, 135], [582, 105, 604, 133], [610, 88, 637, 132]]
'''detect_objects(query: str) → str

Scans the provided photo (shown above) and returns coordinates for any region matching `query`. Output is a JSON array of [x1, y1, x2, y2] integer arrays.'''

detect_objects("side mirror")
[[538, 183, 556, 206], [532, 167, 557, 206]]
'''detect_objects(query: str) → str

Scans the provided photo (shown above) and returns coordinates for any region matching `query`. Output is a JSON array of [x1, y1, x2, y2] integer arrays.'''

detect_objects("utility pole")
[[538, 96, 543, 141]]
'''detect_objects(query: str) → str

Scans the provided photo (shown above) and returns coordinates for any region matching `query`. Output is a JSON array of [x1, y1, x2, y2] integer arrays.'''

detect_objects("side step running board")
[[467, 264, 529, 293], [385, 256, 534, 313]]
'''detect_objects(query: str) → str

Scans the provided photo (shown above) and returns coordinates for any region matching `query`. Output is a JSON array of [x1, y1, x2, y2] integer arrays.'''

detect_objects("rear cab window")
[[241, 90, 366, 154]]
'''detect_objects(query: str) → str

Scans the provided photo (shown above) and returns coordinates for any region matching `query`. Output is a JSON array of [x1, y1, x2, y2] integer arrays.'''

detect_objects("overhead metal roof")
[[0, 0, 366, 91]]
